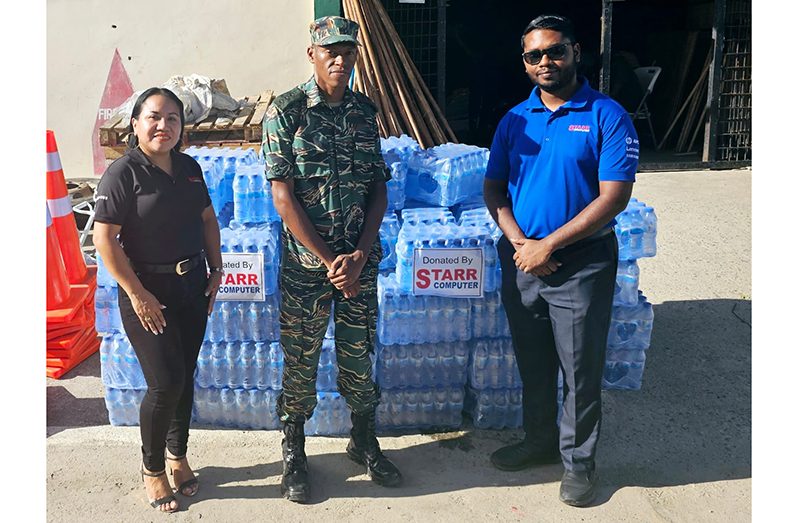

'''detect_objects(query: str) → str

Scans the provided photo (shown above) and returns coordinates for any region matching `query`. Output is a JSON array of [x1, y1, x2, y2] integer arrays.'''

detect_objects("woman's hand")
[[130, 288, 167, 334], [205, 271, 223, 315]]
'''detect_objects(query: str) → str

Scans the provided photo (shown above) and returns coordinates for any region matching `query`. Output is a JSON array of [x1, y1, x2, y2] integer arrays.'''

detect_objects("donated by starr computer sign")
[[412, 248, 484, 298], [217, 253, 264, 301]]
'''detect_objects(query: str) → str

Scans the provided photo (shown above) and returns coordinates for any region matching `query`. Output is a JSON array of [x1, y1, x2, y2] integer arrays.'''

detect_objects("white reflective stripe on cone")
[[46, 206, 53, 227], [47, 151, 62, 173], [47, 195, 73, 218]]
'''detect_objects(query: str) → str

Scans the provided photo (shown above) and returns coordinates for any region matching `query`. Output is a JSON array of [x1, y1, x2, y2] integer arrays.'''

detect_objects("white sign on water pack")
[[412, 248, 484, 298], [217, 253, 264, 301]]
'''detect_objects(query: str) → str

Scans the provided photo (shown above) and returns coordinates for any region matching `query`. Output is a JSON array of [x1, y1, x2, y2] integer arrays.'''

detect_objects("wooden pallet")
[[99, 90, 274, 160]]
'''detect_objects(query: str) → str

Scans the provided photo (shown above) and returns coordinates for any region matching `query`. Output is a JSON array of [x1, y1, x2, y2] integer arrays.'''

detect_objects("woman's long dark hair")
[[126, 87, 185, 152]]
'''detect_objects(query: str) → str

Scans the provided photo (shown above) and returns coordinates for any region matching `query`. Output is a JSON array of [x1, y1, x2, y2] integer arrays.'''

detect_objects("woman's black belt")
[[130, 253, 205, 275]]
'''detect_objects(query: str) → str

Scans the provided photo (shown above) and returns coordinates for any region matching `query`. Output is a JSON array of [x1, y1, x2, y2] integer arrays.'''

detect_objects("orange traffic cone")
[[46, 130, 87, 283], [46, 205, 70, 309]]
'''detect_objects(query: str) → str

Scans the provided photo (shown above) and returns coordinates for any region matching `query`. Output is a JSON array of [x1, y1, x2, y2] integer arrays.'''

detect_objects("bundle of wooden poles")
[[342, 0, 457, 148], [657, 49, 712, 153]]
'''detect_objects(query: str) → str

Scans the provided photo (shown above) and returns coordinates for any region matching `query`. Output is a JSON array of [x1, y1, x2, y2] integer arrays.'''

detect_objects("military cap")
[[310, 16, 361, 46]]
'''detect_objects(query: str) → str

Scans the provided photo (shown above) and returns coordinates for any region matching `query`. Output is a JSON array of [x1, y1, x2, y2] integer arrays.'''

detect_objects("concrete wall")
[[47, 0, 314, 179]]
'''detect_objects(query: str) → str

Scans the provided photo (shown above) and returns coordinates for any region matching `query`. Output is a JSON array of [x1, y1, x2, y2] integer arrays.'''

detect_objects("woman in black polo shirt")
[[94, 87, 223, 514]]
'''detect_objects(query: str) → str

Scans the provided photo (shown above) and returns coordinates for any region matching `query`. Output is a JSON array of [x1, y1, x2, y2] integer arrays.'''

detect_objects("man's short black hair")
[[521, 14, 577, 48]]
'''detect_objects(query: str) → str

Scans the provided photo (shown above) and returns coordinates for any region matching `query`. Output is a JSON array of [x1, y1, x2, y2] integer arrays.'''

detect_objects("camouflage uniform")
[[263, 74, 390, 423]]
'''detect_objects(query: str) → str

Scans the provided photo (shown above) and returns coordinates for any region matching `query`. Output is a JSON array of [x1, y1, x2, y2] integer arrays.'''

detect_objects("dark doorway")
[[444, 1, 603, 147]]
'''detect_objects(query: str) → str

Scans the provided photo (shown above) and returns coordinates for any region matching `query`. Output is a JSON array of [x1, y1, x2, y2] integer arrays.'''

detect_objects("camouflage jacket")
[[263, 77, 390, 272]]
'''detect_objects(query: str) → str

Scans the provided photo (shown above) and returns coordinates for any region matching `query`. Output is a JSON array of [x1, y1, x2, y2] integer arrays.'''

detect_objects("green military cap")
[[310, 16, 361, 46]]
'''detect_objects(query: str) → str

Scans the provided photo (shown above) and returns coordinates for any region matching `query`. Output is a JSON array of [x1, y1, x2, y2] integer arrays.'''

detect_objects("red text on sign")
[[224, 273, 259, 285], [415, 268, 477, 289]]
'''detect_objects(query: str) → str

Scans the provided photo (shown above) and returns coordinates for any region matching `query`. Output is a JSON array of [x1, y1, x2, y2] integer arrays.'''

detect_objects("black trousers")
[[497, 232, 617, 473], [118, 265, 209, 472]]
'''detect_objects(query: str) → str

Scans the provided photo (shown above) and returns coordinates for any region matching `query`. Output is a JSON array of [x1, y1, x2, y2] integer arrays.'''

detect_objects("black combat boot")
[[280, 420, 310, 503], [346, 409, 402, 487]]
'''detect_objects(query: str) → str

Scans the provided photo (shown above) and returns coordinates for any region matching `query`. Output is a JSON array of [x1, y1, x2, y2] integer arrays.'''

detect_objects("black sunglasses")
[[521, 42, 572, 65]]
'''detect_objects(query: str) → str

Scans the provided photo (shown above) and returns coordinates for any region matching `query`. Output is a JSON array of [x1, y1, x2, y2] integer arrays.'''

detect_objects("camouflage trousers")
[[277, 267, 379, 423]]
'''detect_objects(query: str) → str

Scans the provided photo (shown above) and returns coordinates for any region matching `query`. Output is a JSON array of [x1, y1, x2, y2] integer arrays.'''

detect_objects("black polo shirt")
[[94, 147, 212, 264]]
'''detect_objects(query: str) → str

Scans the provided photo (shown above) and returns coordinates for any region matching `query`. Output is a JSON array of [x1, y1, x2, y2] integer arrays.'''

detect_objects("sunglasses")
[[521, 43, 572, 65]]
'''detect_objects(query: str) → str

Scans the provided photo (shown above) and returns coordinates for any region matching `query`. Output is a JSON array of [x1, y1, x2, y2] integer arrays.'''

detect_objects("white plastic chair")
[[630, 66, 662, 146]]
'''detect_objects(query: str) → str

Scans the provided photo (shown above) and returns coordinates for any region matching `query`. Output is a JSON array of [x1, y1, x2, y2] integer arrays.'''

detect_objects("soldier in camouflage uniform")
[[262, 15, 402, 503]]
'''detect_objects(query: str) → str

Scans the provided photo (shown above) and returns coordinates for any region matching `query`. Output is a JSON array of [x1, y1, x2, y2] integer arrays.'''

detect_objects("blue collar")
[[526, 76, 592, 112]]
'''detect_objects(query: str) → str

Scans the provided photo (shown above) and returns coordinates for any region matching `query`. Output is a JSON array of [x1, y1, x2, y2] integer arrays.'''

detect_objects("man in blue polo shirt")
[[483, 14, 638, 507]]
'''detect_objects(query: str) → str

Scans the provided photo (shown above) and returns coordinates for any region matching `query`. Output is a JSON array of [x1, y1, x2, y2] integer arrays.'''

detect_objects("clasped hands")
[[511, 237, 561, 276], [327, 250, 366, 299]]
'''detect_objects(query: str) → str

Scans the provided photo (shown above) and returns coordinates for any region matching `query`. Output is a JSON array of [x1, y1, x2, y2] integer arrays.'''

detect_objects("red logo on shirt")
[[568, 124, 591, 133]]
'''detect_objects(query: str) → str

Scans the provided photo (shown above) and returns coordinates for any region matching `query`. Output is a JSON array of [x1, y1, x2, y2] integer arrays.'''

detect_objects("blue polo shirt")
[[485, 77, 638, 239]]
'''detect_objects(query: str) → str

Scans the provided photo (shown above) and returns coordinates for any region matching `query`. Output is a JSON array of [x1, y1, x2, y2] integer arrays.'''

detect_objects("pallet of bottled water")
[[470, 291, 512, 339], [394, 214, 499, 293], [376, 387, 465, 432], [381, 134, 420, 212], [305, 392, 352, 436], [205, 294, 281, 343], [468, 338, 523, 390], [465, 388, 523, 430], [405, 143, 489, 207], [463, 337, 522, 430], [374, 340, 469, 390], [377, 273, 472, 345], [193, 387, 281, 429], [100, 333, 145, 390], [104, 388, 147, 426], [185, 146, 281, 227]]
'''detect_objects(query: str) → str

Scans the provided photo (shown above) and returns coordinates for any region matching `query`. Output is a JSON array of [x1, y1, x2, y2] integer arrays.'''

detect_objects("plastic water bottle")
[[483, 236, 498, 293], [235, 388, 251, 428], [641, 206, 658, 257], [124, 342, 145, 389], [210, 342, 229, 389], [195, 341, 212, 388], [96, 253, 117, 288], [105, 388, 123, 425], [94, 286, 110, 335], [264, 295, 279, 341], [239, 341, 255, 389], [270, 342, 284, 390], [193, 386, 211, 424], [206, 301, 224, 342], [220, 388, 237, 427], [249, 170, 266, 223], [253, 342, 267, 390], [222, 302, 241, 342], [226, 342, 241, 388], [233, 171, 250, 223], [615, 260, 640, 306], [471, 340, 489, 389]]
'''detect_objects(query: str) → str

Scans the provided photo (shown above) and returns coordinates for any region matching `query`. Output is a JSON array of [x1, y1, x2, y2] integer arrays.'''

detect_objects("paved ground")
[[46, 168, 752, 522]]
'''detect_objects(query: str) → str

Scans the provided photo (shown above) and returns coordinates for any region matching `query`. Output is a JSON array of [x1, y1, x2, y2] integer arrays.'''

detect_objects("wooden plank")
[[246, 90, 274, 141], [102, 145, 126, 161], [213, 114, 233, 130], [249, 90, 274, 127], [113, 116, 128, 131], [231, 97, 255, 129], [197, 115, 217, 131], [99, 114, 124, 146]]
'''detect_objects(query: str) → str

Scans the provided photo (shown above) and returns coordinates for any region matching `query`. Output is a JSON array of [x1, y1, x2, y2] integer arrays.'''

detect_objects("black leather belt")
[[130, 253, 205, 276]]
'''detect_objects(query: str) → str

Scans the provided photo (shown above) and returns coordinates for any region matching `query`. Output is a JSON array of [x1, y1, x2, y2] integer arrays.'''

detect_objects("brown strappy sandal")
[[140, 465, 179, 513], [166, 455, 199, 497]]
